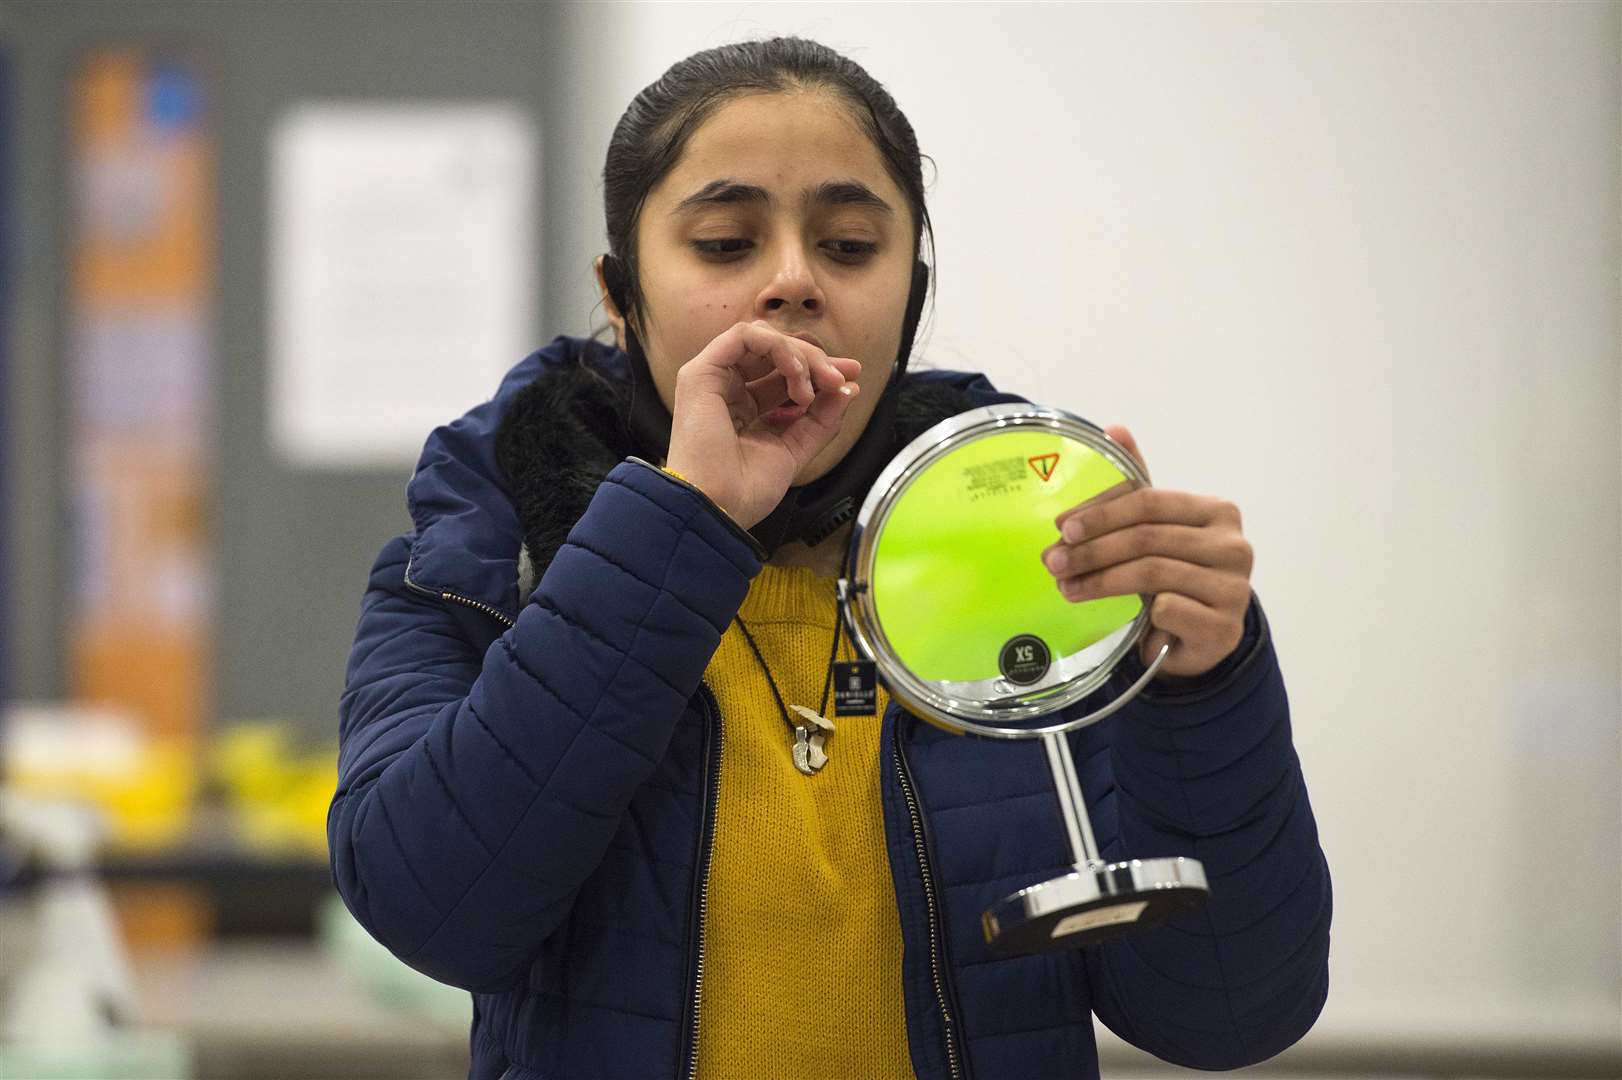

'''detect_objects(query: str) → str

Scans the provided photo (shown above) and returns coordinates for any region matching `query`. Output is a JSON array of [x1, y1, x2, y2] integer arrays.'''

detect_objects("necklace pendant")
[[789, 704, 835, 734], [789, 706, 834, 777], [806, 730, 829, 771], [791, 726, 818, 776]]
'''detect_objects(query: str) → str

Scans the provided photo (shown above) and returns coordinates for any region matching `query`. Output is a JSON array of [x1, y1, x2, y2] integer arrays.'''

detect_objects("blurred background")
[[1, 2, 1617, 1079]]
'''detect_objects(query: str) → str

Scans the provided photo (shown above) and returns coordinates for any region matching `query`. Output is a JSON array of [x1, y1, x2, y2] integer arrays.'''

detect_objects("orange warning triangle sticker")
[[1028, 453, 1060, 482]]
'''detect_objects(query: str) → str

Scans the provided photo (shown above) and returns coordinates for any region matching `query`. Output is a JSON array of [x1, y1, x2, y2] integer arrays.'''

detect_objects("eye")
[[821, 239, 878, 264], [692, 238, 753, 261]]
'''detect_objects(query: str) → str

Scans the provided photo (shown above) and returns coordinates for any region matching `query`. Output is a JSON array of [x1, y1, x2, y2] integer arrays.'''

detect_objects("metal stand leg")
[[1041, 732, 1102, 871], [984, 733, 1212, 953]]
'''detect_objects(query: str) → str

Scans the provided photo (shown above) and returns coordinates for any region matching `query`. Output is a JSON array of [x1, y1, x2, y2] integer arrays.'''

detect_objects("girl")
[[332, 37, 1330, 1080]]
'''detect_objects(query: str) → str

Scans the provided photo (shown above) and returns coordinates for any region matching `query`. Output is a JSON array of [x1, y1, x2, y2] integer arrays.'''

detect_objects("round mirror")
[[842, 404, 1162, 738], [841, 403, 1209, 952]]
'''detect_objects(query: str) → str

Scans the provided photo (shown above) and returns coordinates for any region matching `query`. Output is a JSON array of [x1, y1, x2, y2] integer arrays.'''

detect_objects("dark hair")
[[601, 36, 934, 332]]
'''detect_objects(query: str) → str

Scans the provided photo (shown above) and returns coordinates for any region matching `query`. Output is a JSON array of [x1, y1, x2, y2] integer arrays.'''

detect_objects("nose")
[[754, 244, 824, 318]]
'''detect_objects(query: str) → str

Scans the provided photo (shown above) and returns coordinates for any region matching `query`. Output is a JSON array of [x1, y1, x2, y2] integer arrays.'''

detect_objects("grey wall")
[[3, 0, 576, 736]]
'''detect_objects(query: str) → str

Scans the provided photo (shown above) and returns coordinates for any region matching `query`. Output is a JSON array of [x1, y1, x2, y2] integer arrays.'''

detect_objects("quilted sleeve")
[[1080, 597, 1333, 1068], [328, 460, 761, 991]]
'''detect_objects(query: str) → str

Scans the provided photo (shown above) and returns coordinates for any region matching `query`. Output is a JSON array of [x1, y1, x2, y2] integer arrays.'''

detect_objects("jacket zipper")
[[680, 685, 723, 1080], [439, 590, 516, 627], [893, 718, 968, 1080], [403, 570, 518, 628]]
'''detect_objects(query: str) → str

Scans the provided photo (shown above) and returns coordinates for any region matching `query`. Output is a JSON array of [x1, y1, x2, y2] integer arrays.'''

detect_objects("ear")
[[593, 255, 629, 351]]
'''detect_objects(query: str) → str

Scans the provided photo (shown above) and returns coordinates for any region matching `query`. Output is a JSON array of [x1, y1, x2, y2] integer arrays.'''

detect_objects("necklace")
[[733, 601, 844, 777]]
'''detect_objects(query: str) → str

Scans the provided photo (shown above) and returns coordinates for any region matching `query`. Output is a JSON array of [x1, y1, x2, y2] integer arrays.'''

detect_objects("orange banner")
[[68, 50, 213, 742]]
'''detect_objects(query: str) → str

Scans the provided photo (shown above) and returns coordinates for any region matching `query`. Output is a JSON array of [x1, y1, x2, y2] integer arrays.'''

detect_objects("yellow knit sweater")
[[694, 563, 915, 1080]]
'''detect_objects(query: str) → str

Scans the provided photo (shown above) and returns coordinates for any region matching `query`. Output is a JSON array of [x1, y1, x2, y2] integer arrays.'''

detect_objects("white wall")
[[549, 1, 1622, 1054]]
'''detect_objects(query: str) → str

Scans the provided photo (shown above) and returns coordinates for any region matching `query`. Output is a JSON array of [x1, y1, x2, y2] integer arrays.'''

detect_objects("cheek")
[[677, 291, 742, 340], [639, 279, 747, 402], [667, 295, 740, 384], [837, 285, 904, 387]]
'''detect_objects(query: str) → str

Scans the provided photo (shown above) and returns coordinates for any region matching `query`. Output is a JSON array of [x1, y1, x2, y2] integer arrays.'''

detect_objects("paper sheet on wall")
[[269, 104, 536, 468]]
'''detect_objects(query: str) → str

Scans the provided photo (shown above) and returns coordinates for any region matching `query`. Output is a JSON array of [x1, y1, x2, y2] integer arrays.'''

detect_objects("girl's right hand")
[[663, 321, 862, 530]]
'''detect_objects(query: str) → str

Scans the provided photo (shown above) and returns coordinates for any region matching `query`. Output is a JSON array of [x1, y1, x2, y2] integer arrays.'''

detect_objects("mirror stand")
[[980, 730, 1211, 954]]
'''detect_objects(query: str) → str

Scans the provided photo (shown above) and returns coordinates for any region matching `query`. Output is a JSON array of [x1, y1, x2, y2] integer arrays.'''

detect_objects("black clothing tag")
[[832, 661, 877, 716]]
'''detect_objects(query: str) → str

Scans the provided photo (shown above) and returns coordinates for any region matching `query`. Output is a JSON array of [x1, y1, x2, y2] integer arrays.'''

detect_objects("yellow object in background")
[[210, 723, 335, 858], [2, 708, 334, 858], [3, 704, 196, 850]]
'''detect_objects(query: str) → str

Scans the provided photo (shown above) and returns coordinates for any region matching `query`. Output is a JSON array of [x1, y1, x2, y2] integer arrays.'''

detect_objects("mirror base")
[[983, 856, 1209, 954]]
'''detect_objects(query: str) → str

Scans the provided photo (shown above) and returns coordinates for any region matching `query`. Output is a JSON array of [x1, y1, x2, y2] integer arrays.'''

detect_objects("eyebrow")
[[812, 179, 894, 213], [671, 177, 895, 216]]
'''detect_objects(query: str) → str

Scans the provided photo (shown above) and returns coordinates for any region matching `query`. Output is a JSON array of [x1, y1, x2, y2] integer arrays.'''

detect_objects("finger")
[[1042, 523, 1251, 579], [806, 354, 847, 394], [757, 329, 854, 395], [720, 370, 763, 428], [817, 355, 859, 391], [684, 322, 803, 404], [1143, 591, 1241, 669], [757, 324, 848, 401], [1056, 555, 1247, 609], [742, 357, 855, 414], [741, 369, 793, 416], [1147, 591, 1233, 647], [1141, 627, 1177, 671], [739, 323, 855, 399], [1063, 487, 1237, 543], [1104, 423, 1150, 478], [732, 321, 814, 402], [775, 381, 860, 463], [777, 332, 854, 392], [1054, 479, 1135, 538]]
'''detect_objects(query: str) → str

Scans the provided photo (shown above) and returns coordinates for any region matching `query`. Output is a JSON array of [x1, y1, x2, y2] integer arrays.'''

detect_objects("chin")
[[793, 397, 885, 484], [792, 459, 837, 487], [808, 423, 876, 482]]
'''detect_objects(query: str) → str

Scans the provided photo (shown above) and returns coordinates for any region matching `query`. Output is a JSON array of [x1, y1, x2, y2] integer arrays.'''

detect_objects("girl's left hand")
[[1041, 425, 1254, 680]]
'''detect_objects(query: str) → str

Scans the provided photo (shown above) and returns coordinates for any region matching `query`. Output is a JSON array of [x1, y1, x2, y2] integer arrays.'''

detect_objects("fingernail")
[[1062, 519, 1084, 543], [1043, 549, 1064, 574], [1061, 579, 1083, 600], [838, 385, 854, 397]]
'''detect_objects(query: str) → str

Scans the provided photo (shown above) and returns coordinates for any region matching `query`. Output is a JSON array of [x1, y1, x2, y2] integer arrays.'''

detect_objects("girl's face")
[[605, 89, 916, 485]]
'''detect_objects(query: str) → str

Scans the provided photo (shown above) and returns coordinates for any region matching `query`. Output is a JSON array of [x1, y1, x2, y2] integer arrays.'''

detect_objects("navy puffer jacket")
[[330, 336, 1331, 1080]]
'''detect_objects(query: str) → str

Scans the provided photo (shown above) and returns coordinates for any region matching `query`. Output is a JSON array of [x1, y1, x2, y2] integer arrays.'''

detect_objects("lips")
[[763, 401, 808, 426], [787, 331, 827, 354]]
